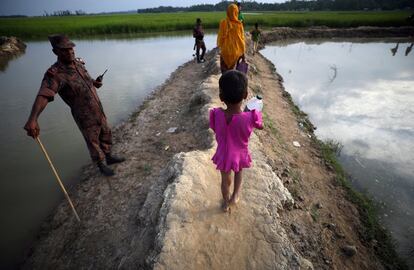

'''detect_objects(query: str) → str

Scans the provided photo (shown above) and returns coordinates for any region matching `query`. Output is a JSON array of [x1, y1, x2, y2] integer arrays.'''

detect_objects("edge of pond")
[[260, 27, 411, 269]]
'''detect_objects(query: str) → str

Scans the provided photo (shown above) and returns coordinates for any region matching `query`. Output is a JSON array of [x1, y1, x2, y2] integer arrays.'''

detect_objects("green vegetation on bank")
[[0, 11, 412, 39]]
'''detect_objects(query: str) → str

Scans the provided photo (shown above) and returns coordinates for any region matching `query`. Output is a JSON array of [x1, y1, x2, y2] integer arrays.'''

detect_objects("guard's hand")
[[24, 119, 40, 138], [93, 79, 103, 88], [96, 75, 103, 82], [241, 54, 246, 62]]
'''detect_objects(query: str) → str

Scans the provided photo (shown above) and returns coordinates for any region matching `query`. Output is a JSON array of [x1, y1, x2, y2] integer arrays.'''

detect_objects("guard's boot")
[[97, 161, 115, 176], [105, 153, 126, 165]]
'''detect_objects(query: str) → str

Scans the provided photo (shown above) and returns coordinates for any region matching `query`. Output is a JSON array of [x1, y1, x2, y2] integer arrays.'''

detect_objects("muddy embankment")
[[0, 36, 26, 71], [23, 27, 411, 270], [260, 26, 414, 43]]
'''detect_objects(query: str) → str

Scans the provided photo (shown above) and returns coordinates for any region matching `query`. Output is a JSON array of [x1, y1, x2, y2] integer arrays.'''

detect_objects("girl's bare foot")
[[222, 200, 230, 213], [229, 194, 240, 205]]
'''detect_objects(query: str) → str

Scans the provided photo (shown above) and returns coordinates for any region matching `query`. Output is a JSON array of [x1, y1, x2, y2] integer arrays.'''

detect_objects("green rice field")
[[0, 11, 412, 39]]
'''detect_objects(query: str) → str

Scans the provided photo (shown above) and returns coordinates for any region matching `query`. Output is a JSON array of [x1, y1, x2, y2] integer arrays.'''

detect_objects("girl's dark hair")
[[219, 70, 248, 104]]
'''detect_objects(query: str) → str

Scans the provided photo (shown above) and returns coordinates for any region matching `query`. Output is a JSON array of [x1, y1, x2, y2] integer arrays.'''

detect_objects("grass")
[[0, 11, 412, 39], [262, 111, 286, 148], [290, 169, 302, 183], [287, 169, 302, 202], [143, 164, 152, 175], [263, 112, 279, 136], [324, 138, 344, 156], [310, 204, 320, 222]]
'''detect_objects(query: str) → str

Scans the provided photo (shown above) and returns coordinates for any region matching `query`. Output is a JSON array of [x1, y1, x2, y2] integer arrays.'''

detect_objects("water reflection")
[[390, 42, 414, 57], [406, 43, 413, 56], [328, 64, 337, 83], [261, 39, 414, 267], [0, 32, 216, 268], [0, 52, 25, 72], [390, 42, 399, 56]]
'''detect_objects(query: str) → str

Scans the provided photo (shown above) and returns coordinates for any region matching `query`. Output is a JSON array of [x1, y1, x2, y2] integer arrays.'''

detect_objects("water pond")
[[262, 38, 414, 267]]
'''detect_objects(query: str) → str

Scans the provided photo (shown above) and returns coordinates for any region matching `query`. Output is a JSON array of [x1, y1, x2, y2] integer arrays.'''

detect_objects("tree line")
[[137, 0, 414, 13], [2, 0, 412, 18], [42, 10, 86, 16]]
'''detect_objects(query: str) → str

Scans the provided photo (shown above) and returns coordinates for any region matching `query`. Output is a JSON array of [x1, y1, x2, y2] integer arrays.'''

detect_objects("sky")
[[0, 0, 285, 16]]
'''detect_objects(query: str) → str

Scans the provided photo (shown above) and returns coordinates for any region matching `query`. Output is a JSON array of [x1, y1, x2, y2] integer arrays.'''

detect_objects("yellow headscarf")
[[217, 4, 245, 69]]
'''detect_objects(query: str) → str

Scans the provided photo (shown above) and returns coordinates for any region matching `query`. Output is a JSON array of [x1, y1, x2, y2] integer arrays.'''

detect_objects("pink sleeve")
[[209, 108, 215, 131], [251, 110, 263, 129]]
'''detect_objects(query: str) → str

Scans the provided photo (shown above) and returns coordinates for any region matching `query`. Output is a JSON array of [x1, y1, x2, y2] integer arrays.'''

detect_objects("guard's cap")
[[48, 34, 75, 49]]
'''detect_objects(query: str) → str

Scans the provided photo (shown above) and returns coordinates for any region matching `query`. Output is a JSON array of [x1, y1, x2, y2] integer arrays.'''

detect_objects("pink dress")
[[209, 108, 263, 172]]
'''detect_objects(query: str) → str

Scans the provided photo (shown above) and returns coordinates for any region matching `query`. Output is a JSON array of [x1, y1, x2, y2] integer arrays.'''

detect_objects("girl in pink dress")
[[209, 70, 263, 212]]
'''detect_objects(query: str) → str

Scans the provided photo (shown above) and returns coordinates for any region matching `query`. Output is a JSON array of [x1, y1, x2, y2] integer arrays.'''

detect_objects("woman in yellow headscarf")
[[217, 3, 245, 73]]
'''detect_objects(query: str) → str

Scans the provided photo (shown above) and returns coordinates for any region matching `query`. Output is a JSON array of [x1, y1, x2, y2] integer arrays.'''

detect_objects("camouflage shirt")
[[37, 59, 106, 128]]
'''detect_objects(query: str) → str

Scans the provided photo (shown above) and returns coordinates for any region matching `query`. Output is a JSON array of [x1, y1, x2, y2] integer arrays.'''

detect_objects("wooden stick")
[[36, 137, 81, 222]]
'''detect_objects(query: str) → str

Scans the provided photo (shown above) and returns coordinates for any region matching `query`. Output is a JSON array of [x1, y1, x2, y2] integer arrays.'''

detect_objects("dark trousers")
[[196, 40, 206, 62]]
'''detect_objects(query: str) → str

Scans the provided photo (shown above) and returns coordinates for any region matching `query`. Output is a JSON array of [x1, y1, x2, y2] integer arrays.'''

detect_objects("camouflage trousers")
[[79, 121, 112, 162]]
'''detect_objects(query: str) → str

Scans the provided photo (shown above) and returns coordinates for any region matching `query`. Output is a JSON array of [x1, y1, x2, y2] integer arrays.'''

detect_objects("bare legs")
[[230, 171, 242, 204], [220, 170, 243, 212], [220, 171, 232, 211]]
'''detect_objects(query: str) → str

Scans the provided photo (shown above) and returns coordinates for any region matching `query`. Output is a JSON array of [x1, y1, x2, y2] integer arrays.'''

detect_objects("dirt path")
[[147, 65, 312, 270], [261, 26, 414, 42], [145, 48, 386, 269], [24, 33, 399, 269]]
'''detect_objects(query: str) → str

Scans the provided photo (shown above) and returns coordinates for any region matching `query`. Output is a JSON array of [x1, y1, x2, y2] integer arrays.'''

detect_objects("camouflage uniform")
[[37, 59, 112, 162]]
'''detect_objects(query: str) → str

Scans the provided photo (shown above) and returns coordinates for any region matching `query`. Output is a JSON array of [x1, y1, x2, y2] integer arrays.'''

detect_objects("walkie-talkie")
[[96, 69, 108, 82]]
